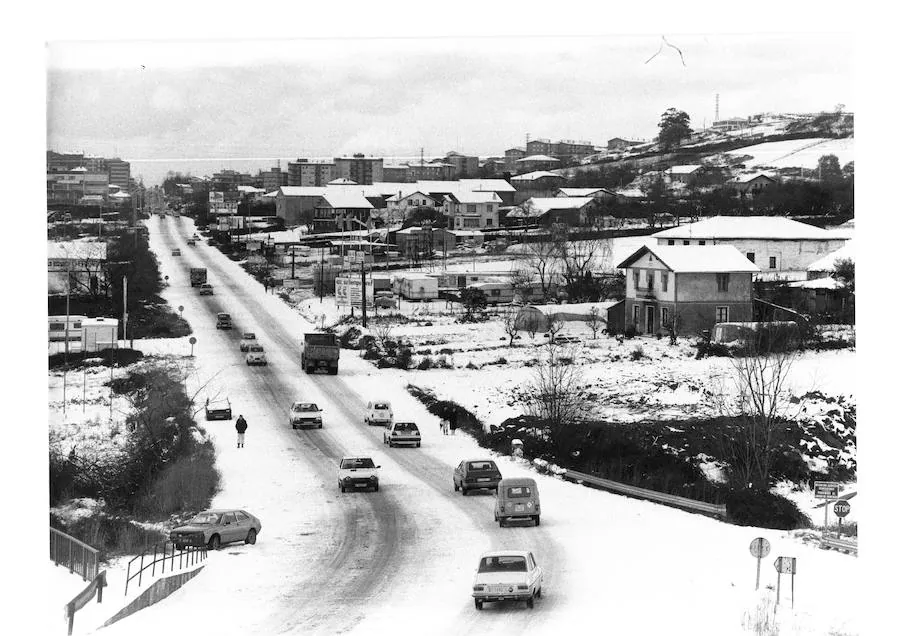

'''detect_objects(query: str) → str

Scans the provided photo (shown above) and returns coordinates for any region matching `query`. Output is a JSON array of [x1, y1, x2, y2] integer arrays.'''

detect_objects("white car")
[[383, 421, 421, 448], [364, 401, 393, 426], [198, 283, 214, 296], [239, 332, 257, 352], [338, 456, 380, 493], [245, 345, 267, 366], [472, 551, 543, 610], [289, 402, 323, 429]]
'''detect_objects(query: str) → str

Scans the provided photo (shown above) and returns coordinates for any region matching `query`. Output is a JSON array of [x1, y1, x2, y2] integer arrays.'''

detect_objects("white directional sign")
[[335, 274, 374, 309]]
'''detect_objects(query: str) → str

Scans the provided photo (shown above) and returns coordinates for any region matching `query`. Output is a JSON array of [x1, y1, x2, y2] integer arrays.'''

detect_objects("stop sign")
[[833, 500, 851, 518]]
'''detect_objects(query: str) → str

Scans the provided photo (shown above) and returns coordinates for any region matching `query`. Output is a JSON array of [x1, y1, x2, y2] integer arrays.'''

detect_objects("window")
[[486, 204, 494, 212], [683, 240, 690, 245], [633, 304, 640, 326], [463, 218, 480, 228], [746, 252, 755, 263], [632, 270, 640, 290], [467, 204, 477, 214], [486, 218, 493, 227], [716, 273, 730, 292], [491, 289, 501, 297], [647, 271, 654, 289], [667, 239, 675, 246], [235, 511, 249, 522], [661, 307, 669, 327], [699, 240, 706, 245], [716, 306, 729, 323], [661, 272, 669, 292], [769, 256, 777, 269], [222, 512, 237, 525]]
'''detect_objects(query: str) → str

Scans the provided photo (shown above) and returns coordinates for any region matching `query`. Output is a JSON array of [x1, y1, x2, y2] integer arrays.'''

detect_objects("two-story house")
[[312, 191, 374, 233], [617, 244, 760, 335], [443, 191, 501, 230], [385, 191, 441, 221]]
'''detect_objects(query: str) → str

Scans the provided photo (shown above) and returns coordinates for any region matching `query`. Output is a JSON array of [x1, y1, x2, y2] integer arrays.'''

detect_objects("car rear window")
[[250, 345, 264, 352], [506, 486, 533, 498], [294, 404, 317, 412], [478, 556, 527, 573], [243, 333, 256, 339], [373, 403, 390, 410], [396, 422, 418, 431], [468, 461, 497, 471]]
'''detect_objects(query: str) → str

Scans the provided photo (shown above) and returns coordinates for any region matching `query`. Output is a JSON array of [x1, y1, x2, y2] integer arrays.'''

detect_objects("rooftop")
[[653, 215, 838, 241], [808, 241, 854, 271], [668, 165, 704, 175], [524, 197, 596, 213], [516, 154, 559, 163], [556, 187, 615, 197], [617, 244, 761, 273], [510, 171, 567, 182]]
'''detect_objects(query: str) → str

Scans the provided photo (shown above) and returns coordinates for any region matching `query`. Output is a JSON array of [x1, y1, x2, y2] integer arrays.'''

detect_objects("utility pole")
[[319, 245, 324, 304], [360, 257, 368, 328], [122, 275, 128, 349], [291, 246, 296, 279], [63, 257, 70, 412]]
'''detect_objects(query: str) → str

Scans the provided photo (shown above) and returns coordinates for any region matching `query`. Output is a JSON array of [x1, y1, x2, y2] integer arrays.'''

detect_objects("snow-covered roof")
[[520, 302, 619, 317], [618, 245, 760, 273], [448, 191, 501, 204], [525, 197, 595, 213], [318, 191, 374, 209], [808, 241, 854, 272], [328, 178, 358, 185], [516, 154, 559, 163], [415, 179, 516, 194], [731, 172, 776, 184], [668, 165, 703, 175], [613, 188, 646, 199], [82, 317, 119, 328], [237, 185, 265, 193], [109, 191, 131, 199], [787, 278, 843, 290], [279, 186, 327, 197], [556, 187, 615, 197], [48, 240, 108, 260], [510, 171, 567, 182], [653, 216, 838, 240]]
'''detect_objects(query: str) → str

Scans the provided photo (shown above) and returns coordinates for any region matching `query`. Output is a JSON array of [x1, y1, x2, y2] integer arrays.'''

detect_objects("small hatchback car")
[[472, 551, 543, 610], [383, 421, 421, 447], [495, 478, 541, 526], [171, 249, 181, 256], [169, 509, 262, 550], [364, 401, 393, 426], [239, 332, 257, 352], [245, 344, 267, 366], [198, 283, 214, 296], [338, 456, 380, 492], [290, 402, 323, 429], [453, 459, 502, 495]]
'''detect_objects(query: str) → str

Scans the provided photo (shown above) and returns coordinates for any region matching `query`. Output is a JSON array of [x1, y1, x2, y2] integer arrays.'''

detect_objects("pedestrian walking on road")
[[440, 418, 450, 435], [449, 414, 458, 436], [263, 278, 269, 293], [235, 415, 248, 448]]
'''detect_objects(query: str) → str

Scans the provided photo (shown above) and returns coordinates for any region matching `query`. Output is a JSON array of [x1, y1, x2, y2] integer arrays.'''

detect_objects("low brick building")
[[616, 244, 760, 336]]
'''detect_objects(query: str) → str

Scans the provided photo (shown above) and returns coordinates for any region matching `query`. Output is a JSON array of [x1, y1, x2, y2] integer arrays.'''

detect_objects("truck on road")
[[301, 332, 340, 374], [190, 268, 208, 287]]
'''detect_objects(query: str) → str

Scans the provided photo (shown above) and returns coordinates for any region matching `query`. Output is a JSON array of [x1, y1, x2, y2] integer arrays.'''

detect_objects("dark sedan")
[[453, 459, 502, 495], [169, 509, 262, 550]]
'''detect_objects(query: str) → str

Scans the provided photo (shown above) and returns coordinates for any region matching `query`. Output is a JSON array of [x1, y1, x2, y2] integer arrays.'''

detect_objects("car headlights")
[[517, 585, 528, 591], [473, 585, 484, 592]]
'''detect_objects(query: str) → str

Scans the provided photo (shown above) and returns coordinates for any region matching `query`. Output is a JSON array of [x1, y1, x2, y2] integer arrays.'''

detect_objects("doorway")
[[646, 305, 655, 334]]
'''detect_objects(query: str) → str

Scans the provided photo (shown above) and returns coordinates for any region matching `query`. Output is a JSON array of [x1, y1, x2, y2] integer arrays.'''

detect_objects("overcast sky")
[[46, 34, 852, 164]]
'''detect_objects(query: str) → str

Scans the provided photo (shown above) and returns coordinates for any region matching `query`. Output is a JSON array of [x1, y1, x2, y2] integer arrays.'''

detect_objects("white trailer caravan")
[[397, 274, 439, 300], [81, 317, 119, 352]]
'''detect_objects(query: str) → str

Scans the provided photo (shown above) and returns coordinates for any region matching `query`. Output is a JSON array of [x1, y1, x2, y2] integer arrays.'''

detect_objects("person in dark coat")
[[235, 415, 248, 448], [449, 413, 458, 436]]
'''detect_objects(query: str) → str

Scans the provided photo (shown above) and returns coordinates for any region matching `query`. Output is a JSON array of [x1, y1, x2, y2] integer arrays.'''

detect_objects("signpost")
[[814, 481, 840, 531], [773, 556, 797, 610], [749, 537, 770, 590], [189, 336, 196, 357], [833, 499, 851, 538]]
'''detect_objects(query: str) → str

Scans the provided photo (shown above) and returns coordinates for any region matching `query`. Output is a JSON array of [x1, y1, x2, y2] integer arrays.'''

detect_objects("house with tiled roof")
[[508, 196, 599, 227], [614, 244, 760, 335]]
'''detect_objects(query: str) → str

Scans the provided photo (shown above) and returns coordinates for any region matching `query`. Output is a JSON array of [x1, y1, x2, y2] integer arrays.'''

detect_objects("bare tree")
[[664, 311, 681, 345], [555, 237, 612, 300], [525, 235, 559, 299], [502, 307, 520, 347], [371, 320, 395, 351], [510, 268, 536, 305], [713, 344, 800, 490], [586, 306, 603, 339], [63, 242, 109, 301], [546, 313, 564, 343], [524, 345, 586, 439]]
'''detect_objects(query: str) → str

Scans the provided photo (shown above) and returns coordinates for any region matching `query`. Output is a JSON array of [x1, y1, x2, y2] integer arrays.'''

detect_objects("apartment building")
[[288, 159, 336, 186], [333, 154, 384, 185]]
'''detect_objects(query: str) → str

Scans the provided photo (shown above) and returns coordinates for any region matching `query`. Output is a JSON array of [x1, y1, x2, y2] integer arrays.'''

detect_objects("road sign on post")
[[833, 499, 851, 538], [749, 537, 770, 590], [773, 556, 797, 610], [814, 481, 840, 531], [189, 336, 196, 357]]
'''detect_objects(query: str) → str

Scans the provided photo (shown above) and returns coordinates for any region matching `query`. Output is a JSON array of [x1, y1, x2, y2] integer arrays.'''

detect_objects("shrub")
[[435, 354, 451, 368], [49, 348, 144, 370], [466, 361, 479, 370], [339, 327, 363, 349], [722, 488, 810, 530], [623, 324, 636, 339], [51, 511, 167, 559], [135, 447, 220, 518], [359, 335, 377, 350], [419, 348, 432, 356], [397, 346, 414, 370], [439, 348, 454, 355], [417, 357, 433, 370], [362, 348, 381, 360], [629, 345, 644, 361]]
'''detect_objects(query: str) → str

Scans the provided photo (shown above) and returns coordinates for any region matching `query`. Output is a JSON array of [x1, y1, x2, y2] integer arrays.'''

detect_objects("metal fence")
[[65, 570, 106, 636], [51, 527, 100, 582], [563, 469, 728, 518], [124, 541, 208, 597]]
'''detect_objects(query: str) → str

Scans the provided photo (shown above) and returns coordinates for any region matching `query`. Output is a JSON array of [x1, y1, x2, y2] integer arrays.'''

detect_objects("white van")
[[365, 401, 393, 426]]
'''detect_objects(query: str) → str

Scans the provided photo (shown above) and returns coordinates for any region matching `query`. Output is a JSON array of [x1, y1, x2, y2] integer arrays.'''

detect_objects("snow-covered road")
[[100, 215, 860, 636]]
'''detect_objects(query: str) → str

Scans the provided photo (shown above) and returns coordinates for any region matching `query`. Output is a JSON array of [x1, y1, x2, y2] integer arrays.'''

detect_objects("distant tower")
[[525, 132, 530, 147], [715, 94, 720, 123]]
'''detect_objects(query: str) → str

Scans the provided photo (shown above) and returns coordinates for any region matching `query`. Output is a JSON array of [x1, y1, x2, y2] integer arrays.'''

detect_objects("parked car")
[[245, 344, 267, 366], [494, 477, 541, 526], [364, 401, 393, 426], [290, 402, 323, 429], [198, 283, 214, 296], [169, 509, 262, 550], [383, 421, 421, 448], [239, 332, 257, 352], [216, 313, 233, 329], [186, 239, 197, 246], [171, 249, 181, 256], [338, 456, 380, 492], [453, 459, 502, 495], [205, 398, 232, 421], [471, 550, 543, 610], [207, 238, 218, 246]]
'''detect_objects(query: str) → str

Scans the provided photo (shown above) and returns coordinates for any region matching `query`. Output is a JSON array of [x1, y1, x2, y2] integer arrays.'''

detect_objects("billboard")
[[335, 274, 374, 308]]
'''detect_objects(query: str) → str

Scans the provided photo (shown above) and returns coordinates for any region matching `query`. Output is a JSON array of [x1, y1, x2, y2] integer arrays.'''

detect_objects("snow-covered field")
[[46, 215, 860, 635], [725, 137, 854, 170]]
